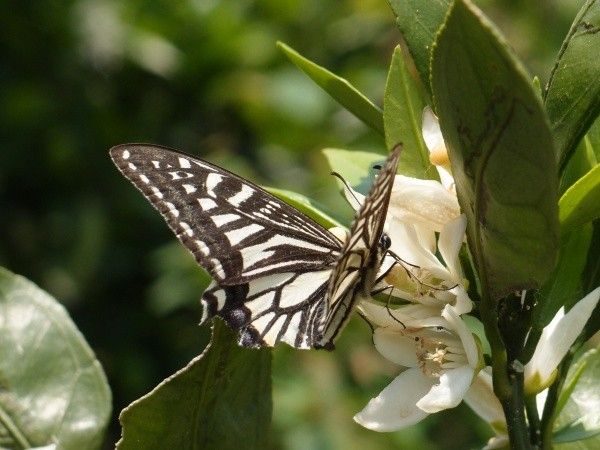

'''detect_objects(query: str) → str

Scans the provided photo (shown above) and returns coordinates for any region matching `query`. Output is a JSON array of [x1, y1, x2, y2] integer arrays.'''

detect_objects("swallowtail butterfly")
[[110, 144, 400, 350]]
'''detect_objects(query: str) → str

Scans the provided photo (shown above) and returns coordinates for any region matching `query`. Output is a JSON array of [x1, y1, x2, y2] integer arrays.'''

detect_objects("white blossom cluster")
[[338, 108, 600, 448]]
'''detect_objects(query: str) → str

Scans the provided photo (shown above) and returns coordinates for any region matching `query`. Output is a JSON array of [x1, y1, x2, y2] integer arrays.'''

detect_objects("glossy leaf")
[[387, 0, 451, 90], [554, 348, 600, 447], [560, 163, 600, 235], [545, 0, 600, 170], [277, 41, 384, 135], [267, 186, 344, 229], [322, 148, 386, 194], [0, 267, 111, 450], [384, 45, 436, 180], [117, 319, 271, 450], [431, 0, 559, 299]]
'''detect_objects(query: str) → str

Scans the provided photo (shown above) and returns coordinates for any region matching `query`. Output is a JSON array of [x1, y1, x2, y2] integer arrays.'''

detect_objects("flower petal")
[[416, 365, 474, 413], [442, 305, 479, 367], [464, 369, 505, 431], [422, 106, 444, 156], [525, 286, 600, 389], [483, 435, 510, 450], [374, 329, 418, 367], [438, 214, 467, 282], [388, 176, 460, 233], [450, 286, 474, 315], [354, 368, 434, 431]]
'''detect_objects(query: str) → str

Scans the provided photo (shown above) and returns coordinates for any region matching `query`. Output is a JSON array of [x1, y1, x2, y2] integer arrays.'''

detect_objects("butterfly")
[[110, 144, 401, 350]]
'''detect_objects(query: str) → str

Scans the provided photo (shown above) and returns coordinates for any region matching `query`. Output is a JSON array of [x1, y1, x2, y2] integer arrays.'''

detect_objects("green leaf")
[[587, 117, 600, 161], [524, 225, 593, 360], [148, 243, 212, 316], [387, 0, 451, 91], [0, 267, 111, 450], [322, 148, 386, 194], [559, 134, 597, 196], [431, 0, 559, 299], [560, 163, 600, 234], [117, 319, 271, 450], [384, 45, 436, 179], [277, 41, 384, 135], [545, 0, 600, 170], [554, 348, 600, 448], [266, 186, 344, 229]]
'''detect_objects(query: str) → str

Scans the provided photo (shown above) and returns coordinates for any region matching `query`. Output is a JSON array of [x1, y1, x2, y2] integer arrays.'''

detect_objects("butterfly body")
[[110, 144, 400, 350]]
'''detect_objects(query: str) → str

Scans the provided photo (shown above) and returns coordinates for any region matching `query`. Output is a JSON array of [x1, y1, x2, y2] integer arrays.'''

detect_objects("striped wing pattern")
[[317, 145, 400, 348], [110, 143, 400, 349]]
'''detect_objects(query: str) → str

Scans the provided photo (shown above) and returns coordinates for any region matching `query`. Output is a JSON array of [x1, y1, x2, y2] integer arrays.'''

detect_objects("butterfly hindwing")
[[202, 269, 330, 349]]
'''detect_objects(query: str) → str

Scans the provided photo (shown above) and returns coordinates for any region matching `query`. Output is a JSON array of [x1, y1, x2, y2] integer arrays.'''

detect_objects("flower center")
[[414, 334, 466, 378]]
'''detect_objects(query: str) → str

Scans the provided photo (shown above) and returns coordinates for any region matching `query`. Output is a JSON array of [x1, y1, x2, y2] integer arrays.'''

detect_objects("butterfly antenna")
[[384, 286, 406, 329], [387, 250, 458, 292], [357, 311, 375, 336], [330, 171, 361, 206]]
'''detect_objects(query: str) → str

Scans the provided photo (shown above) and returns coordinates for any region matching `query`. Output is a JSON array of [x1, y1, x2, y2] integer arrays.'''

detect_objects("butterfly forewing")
[[317, 145, 401, 348], [110, 144, 341, 285]]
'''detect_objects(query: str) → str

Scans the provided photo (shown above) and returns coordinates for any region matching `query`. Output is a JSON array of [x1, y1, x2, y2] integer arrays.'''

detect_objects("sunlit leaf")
[[267, 186, 344, 229], [560, 163, 600, 235], [384, 45, 435, 180], [559, 134, 598, 196], [387, 0, 451, 91], [431, 0, 559, 299], [0, 267, 111, 450], [277, 41, 384, 135], [322, 148, 387, 194], [554, 348, 600, 448], [545, 0, 600, 170], [117, 320, 271, 450]]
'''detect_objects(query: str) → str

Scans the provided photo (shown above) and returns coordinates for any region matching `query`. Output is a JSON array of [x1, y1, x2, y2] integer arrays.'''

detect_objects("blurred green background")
[[0, 0, 584, 448]]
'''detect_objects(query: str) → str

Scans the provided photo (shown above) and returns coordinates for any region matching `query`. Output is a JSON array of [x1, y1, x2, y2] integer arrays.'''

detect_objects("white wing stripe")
[[225, 223, 265, 246], [228, 184, 255, 206], [262, 314, 288, 346], [211, 213, 241, 227], [198, 197, 217, 210], [183, 183, 197, 194], [178, 157, 191, 168], [239, 234, 329, 271], [244, 291, 276, 318], [206, 173, 223, 197], [242, 260, 316, 277], [279, 270, 330, 308]]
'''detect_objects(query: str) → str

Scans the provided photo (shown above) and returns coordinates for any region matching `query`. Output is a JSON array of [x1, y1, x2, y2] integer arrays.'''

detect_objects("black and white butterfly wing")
[[110, 144, 341, 349], [317, 145, 401, 348]]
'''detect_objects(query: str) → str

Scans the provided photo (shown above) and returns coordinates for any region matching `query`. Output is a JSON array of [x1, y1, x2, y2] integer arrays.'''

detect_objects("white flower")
[[354, 304, 481, 431], [387, 175, 460, 233], [384, 214, 473, 315], [464, 368, 506, 432], [422, 106, 455, 193], [460, 287, 600, 443], [524, 286, 600, 393]]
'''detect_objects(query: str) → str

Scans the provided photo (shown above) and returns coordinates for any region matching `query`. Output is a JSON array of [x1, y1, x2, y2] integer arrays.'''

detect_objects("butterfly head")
[[379, 232, 391, 252]]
